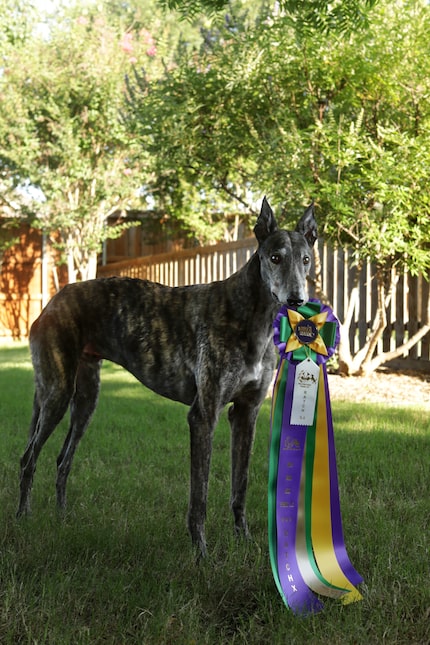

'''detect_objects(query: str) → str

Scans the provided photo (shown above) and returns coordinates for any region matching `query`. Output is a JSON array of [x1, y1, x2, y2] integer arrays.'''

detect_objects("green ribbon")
[[279, 302, 337, 362]]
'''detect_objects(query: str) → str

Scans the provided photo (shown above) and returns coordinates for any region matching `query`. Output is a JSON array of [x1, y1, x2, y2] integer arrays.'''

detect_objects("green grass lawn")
[[0, 343, 429, 644]]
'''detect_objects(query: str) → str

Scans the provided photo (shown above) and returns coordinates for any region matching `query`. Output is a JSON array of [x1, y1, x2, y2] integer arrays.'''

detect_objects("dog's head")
[[254, 196, 317, 307]]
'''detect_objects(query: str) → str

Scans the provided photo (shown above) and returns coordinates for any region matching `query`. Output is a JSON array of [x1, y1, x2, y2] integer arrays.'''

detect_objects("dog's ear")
[[254, 196, 278, 243], [296, 202, 317, 247]]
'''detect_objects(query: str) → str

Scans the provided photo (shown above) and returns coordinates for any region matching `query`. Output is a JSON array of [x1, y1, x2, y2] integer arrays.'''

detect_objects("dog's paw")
[[188, 518, 208, 559], [234, 516, 252, 541]]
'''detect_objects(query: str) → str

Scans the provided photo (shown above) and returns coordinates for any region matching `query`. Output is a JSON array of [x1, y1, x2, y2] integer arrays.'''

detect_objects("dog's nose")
[[287, 297, 304, 308]]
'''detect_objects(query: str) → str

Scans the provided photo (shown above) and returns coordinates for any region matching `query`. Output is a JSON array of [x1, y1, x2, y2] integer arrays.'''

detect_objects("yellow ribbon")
[[295, 440, 347, 599], [311, 368, 363, 603], [285, 309, 329, 356]]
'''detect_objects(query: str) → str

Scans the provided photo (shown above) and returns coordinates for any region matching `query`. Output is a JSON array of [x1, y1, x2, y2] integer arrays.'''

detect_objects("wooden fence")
[[97, 238, 430, 369], [97, 238, 257, 286]]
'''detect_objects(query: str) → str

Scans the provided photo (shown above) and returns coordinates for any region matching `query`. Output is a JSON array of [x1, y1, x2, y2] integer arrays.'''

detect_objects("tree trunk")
[[67, 247, 77, 284], [357, 267, 388, 375], [360, 288, 430, 374], [337, 286, 358, 375], [78, 251, 98, 281]]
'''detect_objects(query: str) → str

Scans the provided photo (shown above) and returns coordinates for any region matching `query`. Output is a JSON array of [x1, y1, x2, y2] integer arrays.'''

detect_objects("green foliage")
[[129, 0, 430, 274], [280, 0, 378, 33], [0, 0, 177, 279], [0, 0, 38, 46], [318, 118, 430, 275], [160, 0, 228, 19], [162, 0, 378, 33], [0, 0, 223, 275], [1, 0, 429, 283], [0, 4, 139, 278], [1, 345, 429, 643]]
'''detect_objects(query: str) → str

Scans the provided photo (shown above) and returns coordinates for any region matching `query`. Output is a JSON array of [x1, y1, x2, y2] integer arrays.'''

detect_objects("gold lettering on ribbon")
[[284, 437, 301, 451], [297, 324, 315, 338]]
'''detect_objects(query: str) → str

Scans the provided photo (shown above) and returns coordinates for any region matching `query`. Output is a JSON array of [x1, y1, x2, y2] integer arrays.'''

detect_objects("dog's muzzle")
[[287, 297, 304, 308], [271, 290, 305, 308]]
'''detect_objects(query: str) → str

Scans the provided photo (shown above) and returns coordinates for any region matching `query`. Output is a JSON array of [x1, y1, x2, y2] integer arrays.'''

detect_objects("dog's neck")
[[228, 252, 280, 328]]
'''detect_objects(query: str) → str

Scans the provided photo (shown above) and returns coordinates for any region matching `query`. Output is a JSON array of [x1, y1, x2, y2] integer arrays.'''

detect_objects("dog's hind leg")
[[17, 386, 72, 517], [56, 356, 101, 511], [228, 396, 264, 539]]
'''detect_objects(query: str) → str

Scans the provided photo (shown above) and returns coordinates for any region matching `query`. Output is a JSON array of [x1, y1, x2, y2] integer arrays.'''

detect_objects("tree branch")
[[365, 290, 430, 372]]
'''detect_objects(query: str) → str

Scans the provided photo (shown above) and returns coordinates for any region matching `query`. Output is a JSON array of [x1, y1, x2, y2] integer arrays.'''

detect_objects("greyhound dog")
[[17, 197, 317, 557]]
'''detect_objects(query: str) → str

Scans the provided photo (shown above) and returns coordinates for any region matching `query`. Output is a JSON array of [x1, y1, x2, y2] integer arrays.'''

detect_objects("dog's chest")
[[241, 334, 276, 387], [244, 359, 265, 384]]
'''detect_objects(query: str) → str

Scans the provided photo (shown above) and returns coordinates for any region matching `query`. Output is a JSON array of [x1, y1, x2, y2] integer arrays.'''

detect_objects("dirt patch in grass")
[[328, 368, 430, 408]]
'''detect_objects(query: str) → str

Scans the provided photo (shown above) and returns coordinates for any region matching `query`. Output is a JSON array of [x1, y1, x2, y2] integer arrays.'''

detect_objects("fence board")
[[97, 238, 430, 367], [421, 277, 430, 359]]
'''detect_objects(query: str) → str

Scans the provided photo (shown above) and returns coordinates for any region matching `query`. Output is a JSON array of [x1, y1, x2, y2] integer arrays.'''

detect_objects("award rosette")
[[268, 299, 363, 614]]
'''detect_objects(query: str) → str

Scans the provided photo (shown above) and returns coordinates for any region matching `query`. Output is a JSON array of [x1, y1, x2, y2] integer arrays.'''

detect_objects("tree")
[[125, 3, 277, 242], [0, 1, 164, 281], [312, 1, 430, 373], [128, 0, 430, 373]]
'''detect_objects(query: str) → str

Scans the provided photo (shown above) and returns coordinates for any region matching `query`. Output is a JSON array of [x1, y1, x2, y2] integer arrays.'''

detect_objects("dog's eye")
[[270, 254, 282, 265], [303, 255, 310, 266]]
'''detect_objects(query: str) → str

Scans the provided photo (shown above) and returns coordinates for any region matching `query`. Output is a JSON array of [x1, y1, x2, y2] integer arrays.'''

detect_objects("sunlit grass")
[[0, 344, 428, 644]]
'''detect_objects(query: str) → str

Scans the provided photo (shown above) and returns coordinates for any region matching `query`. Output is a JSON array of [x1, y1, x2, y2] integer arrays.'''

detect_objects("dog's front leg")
[[228, 398, 262, 539], [187, 397, 217, 559]]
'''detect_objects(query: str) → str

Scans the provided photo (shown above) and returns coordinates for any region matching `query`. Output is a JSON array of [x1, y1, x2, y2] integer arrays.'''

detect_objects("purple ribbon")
[[275, 363, 324, 614]]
